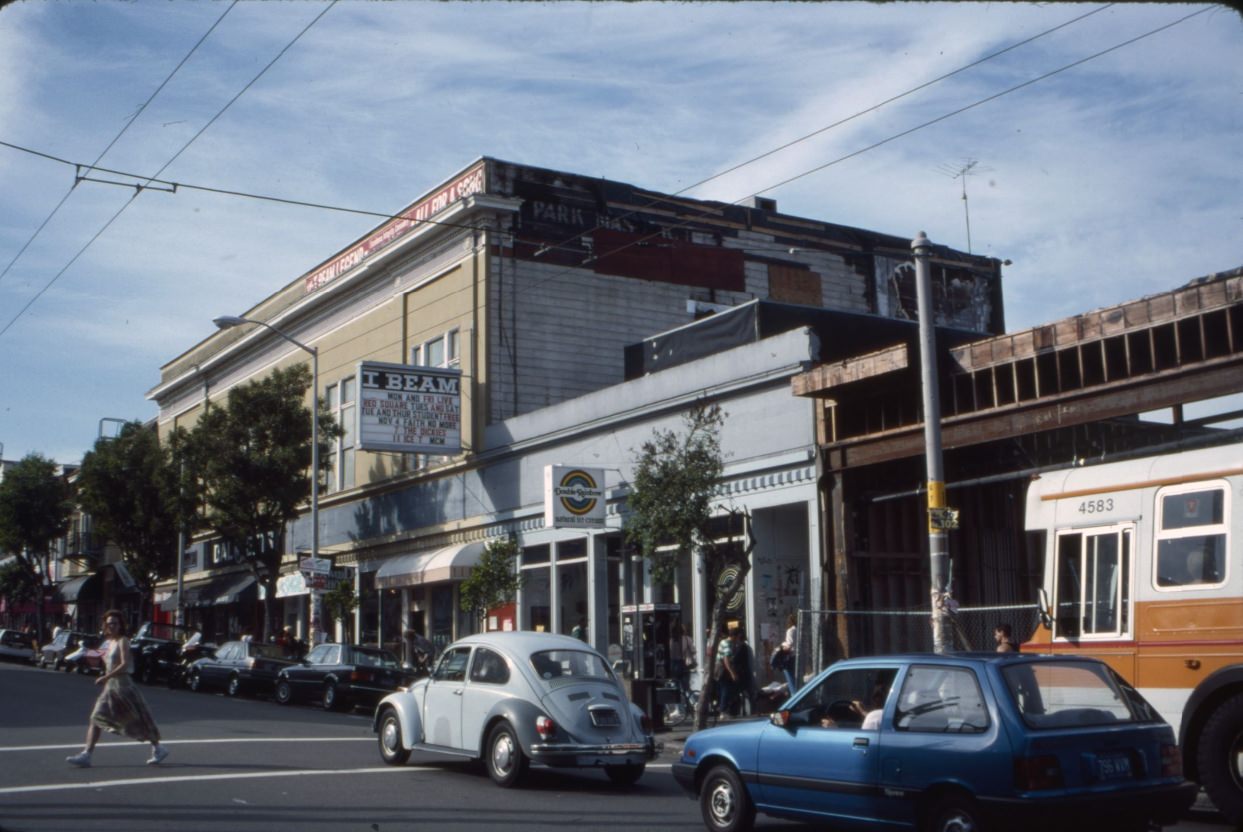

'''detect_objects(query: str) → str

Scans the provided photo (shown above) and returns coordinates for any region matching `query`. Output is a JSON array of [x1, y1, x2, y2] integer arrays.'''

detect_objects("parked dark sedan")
[[38, 630, 95, 671], [187, 640, 296, 697], [275, 643, 414, 711]]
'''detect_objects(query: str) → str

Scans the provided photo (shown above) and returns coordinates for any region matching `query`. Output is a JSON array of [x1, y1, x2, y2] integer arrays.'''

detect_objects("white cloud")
[[0, 1, 1239, 460]]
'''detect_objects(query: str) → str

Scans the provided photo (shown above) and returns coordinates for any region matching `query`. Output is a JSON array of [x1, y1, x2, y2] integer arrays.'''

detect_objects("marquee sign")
[[544, 466, 606, 529], [357, 361, 462, 455]]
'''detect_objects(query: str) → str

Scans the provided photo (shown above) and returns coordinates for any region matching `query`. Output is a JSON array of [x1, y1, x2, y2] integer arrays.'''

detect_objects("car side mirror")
[[771, 710, 791, 728], [1037, 588, 1053, 630]]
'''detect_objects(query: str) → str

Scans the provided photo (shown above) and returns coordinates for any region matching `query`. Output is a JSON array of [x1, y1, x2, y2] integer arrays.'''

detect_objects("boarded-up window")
[[769, 265, 822, 305]]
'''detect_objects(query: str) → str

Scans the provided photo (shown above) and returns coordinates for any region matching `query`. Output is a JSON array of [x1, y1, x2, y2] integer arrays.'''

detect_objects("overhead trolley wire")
[[514, 4, 1215, 300], [0, 1, 338, 340], [532, 2, 1118, 260], [0, 1, 240, 289]]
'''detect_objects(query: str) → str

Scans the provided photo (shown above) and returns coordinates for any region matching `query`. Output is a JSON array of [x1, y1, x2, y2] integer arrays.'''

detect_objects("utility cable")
[[533, 2, 1118, 260], [516, 4, 1215, 297], [0, 1, 239, 288], [0, 2, 1117, 268], [0, 1, 337, 339]]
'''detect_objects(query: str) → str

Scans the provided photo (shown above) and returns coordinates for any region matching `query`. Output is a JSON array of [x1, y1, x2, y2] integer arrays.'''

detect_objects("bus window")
[[1154, 485, 1228, 590], [1053, 527, 1131, 640]]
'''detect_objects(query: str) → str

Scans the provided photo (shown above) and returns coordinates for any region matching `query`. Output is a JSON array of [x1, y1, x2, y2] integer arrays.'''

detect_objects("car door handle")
[[852, 737, 870, 750], [453, 689, 463, 696]]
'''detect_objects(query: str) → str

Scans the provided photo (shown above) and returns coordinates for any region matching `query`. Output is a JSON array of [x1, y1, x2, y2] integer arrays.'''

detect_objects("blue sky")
[[0, 1, 1239, 463]]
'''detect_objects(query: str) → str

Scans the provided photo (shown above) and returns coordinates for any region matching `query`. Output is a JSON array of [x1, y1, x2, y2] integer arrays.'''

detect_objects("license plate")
[[590, 710, 621, 728], [1096, 753, 1132, 781]]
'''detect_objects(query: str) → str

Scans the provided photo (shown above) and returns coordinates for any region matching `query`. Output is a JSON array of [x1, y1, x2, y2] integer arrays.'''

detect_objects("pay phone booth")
[[620, 603, 680, 730]]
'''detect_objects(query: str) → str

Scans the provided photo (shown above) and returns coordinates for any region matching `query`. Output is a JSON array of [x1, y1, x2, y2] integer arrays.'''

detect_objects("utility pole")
[[912, 232, 955, 653]]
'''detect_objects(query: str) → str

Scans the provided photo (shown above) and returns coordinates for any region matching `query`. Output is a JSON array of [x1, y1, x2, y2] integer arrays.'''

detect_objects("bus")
[[1024, 443, 1243, 824]]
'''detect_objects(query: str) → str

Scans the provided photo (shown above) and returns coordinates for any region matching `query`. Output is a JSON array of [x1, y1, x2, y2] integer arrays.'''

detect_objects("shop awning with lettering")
[[374, 542, 485, 590]]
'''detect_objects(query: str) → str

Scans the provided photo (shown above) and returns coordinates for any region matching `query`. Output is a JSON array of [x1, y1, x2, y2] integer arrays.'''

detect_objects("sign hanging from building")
[[544, 466, 606, 529], [357, 361, 462, 455]]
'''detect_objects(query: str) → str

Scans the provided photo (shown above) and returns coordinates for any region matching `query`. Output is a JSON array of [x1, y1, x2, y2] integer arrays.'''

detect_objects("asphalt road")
[[0, 660, 1232, 832]]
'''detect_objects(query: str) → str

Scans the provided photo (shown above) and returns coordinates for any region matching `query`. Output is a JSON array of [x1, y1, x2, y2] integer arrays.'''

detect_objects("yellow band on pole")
[[927, 480, 946, 509]]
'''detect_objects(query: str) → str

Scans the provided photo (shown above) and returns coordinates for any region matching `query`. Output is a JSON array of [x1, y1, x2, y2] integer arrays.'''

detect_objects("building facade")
[[147, 157, 1003, 664]]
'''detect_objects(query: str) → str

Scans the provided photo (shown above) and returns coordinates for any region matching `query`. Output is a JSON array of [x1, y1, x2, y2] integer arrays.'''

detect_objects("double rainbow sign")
[[544, 466, 606, 529]]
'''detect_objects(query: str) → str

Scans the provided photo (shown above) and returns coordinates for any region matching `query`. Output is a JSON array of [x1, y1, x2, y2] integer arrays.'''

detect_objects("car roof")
[[450, 631, 599, 655], [831, 652, 1106, 669]]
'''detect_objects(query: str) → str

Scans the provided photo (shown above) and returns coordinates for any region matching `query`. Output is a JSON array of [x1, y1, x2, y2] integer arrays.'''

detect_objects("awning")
[[212, 574, 257, 606], [54, 574, 100, 603], [374, 541, 485, 590], [159, 573, 257, 610]]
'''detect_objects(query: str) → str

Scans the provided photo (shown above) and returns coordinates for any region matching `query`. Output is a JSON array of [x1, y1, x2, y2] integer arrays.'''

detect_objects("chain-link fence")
[[794, 603, 1042, 681]]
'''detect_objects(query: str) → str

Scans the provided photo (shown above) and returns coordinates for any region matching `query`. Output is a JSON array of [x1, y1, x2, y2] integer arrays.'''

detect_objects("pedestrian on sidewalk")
[[65, 609, 169, 768]]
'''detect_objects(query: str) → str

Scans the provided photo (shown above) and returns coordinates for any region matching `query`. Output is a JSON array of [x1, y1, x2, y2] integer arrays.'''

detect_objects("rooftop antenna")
[[937, 158, 985, 254]]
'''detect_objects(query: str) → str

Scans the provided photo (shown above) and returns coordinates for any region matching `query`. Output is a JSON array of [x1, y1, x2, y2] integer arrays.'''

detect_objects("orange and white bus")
[[1025, 442, 1243, 824]]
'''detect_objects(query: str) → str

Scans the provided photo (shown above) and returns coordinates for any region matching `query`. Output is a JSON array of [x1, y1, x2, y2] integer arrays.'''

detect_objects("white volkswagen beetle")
[[374, 631, 658, 787]]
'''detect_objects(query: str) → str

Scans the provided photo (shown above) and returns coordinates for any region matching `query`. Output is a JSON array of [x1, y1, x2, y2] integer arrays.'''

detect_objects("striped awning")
[[374, 542, 485, 590]]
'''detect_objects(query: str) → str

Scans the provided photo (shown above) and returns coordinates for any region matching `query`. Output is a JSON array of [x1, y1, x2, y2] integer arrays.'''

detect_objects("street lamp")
[[213, 315, 322, 644]]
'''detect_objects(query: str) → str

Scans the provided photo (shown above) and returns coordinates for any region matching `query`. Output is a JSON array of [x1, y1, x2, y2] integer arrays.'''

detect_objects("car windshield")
[[528, 649, 613, 686], [1002, 660, 1137, 729], [135, 623, 193, 642]]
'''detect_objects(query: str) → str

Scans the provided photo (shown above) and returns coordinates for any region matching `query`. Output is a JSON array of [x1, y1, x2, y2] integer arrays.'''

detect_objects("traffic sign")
[[300, 556, 332, 575]]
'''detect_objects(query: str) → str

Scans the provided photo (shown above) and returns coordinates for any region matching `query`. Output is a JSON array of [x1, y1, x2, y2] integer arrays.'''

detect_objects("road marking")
[[0, 763, 672, 795], [0, 766, 419, 795], [0, 737, 372, 753]]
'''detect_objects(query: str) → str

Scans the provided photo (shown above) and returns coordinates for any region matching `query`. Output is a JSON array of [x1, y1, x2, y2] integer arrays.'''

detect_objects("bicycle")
[[662, 680, 702, 727]]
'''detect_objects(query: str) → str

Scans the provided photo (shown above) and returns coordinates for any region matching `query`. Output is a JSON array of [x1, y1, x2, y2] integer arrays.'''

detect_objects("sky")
[[0, 1, 1239, 464]]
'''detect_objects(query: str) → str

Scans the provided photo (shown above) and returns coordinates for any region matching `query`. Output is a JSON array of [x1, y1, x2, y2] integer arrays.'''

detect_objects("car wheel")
[[275, 679, 293, 705], [924, 793, 984, 832], [378, 709, 411, 765], [1196, 692, 1243, 826], [700, 764, 754, 832], [485, 722, 528, 788], [604, 762, 646, 786], [140, 663, 157, 685], [52, 656, 62, 671], [226, 675, 242, 697], [322, 683, 342, 711], [188, 669, 203, 692]]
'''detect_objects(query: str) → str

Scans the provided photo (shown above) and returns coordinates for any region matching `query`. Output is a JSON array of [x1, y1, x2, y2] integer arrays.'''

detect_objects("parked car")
[[38, 630, 95, 671], [275, 643, 415, 711], [64, 634, 106, 675], [187, 640, 296, 697], [374, 631, 658, 787], [131, 621, 199, 684], [0, 629, 36, 663], [673, 653, 1197, 832]]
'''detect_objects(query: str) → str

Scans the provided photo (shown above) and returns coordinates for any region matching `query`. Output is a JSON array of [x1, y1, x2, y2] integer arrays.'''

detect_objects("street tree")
[[323, 578, 358, 642], [458, 537, 524, 626], [0, 453, 73, 640], [626, 403, 754, 729], [190, 364, 338, 641], [77, 421, 179, 621]]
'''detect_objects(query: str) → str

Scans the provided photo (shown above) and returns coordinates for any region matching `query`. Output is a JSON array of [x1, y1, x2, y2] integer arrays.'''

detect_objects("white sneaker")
[[146, 745, 169, 765], [65, 751, 92, 767]]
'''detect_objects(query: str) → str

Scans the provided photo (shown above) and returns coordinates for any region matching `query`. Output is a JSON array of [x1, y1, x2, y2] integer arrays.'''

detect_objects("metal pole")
[[309, 346, 322, 645], [912, 232, 952, 654]]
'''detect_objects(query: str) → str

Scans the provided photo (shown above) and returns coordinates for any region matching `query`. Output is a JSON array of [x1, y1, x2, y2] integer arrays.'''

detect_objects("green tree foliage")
[[458, 537, 524, 624], [323, 579, 358, 642], [626, 403, 754, 729], [77, 422, 179, 617], [189, 364, 339, 640], [0, 560, 40, 607], [0, 453, 73, 638]]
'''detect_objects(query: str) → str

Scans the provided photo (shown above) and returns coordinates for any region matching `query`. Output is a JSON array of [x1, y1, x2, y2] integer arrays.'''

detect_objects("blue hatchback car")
[[673, 653, 1196, 832]]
